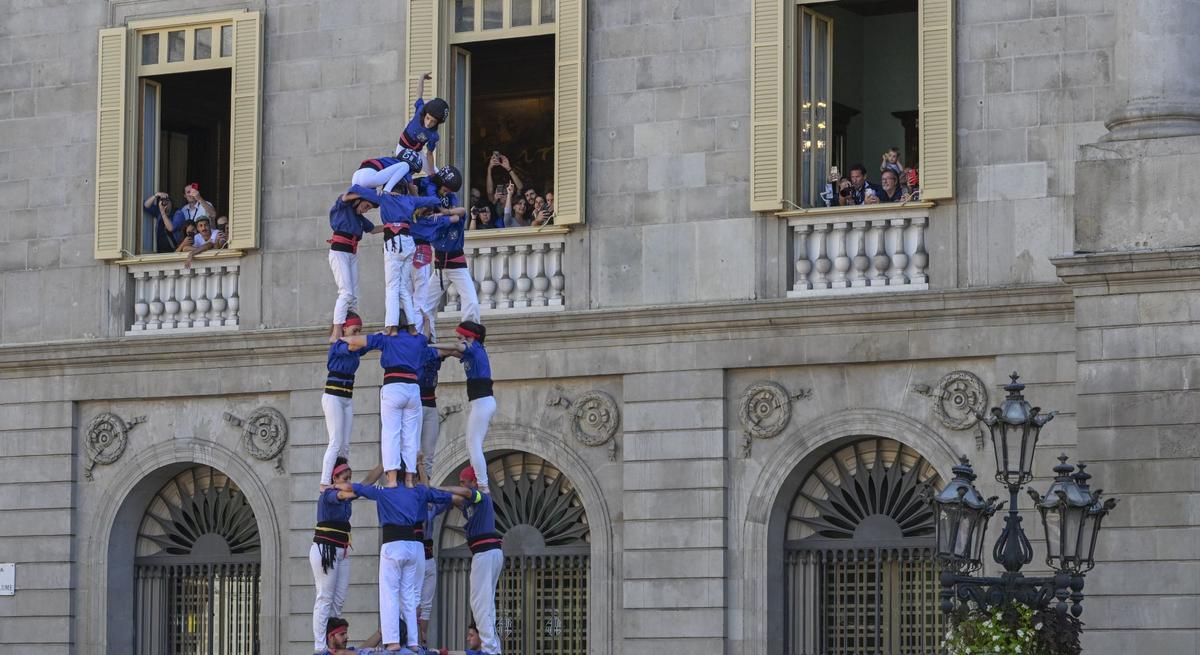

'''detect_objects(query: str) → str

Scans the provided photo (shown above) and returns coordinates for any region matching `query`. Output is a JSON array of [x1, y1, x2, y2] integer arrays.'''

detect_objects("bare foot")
[[405, 472, 416, 488], [407, 325, 418, 336], [479, 484, 490, 495], [319, 483, 331, 491], [384, 325, 399, 336]]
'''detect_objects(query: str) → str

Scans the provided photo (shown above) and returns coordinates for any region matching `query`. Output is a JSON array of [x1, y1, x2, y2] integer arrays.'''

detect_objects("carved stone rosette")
[[224, 406, 288, 471], [912, 370, 989, 447], [547, 390, 621, 460], [84, 412, 145, 480], [738, 381, 806, 457]]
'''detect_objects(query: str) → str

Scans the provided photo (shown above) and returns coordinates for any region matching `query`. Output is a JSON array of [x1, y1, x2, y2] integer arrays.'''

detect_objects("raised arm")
[[417, 71, 431, 101], [361, 463, 384, 486], [347, 184, 385, 206], [500, 154, 523, 189]]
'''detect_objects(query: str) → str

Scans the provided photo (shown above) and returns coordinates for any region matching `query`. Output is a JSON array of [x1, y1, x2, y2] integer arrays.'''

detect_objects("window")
[[94, 11, 262, 259], [751, 0, 953, 211], [783, 439, 944, 653], [405, 0, 585, 225]]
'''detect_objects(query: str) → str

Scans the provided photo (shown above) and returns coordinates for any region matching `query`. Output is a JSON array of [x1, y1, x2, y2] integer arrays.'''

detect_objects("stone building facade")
[[0, 0, 1197, 653]]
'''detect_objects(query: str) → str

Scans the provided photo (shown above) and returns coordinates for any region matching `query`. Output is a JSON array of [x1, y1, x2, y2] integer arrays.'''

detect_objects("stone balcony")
[[125, 253, 242, 335], [780, 204, 931, 297], [439, 226, 568, 316]]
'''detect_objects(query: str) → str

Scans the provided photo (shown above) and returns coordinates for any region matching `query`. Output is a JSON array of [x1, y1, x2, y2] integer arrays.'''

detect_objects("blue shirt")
[[397, 98, 440, 154], [352, 483, 454, 527], [418, 349, 443, 391], [425, 494, 453, 534], [365, 333, 437, 372], [430, 216, 465, 254], [329, 195, 376, 237], [327, 341, 365, 378], [409, 214, 455, 244], [462, 489, 498, 539], [144, 204, 181, 252], [348, 185, 443, 226], [461, 341, 491, 380], [317, 487, 353, 523]]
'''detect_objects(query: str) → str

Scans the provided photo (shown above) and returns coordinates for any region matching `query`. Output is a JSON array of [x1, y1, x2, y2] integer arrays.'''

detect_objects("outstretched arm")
[[340, 334, 369, 351], [361, 463, 384, 486], [431, 341, 464, 358], [417, 71, 431, 100]]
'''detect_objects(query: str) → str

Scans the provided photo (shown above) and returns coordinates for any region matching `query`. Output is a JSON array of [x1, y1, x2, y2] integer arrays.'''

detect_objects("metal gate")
[[435, 452, 590, 654], [784, 439, 944, 655], [133, 466, 261, 655]]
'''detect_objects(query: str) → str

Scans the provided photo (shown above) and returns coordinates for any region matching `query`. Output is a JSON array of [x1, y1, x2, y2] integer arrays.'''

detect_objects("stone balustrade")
[[126, 256, 241, 334], [786, 206, 929, 297], [440, 227, 568, 316]]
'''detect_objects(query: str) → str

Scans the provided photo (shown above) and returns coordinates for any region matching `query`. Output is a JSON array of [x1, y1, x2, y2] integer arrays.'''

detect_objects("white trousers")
[[420, 405, 441, 481], [421, 266, 481, 330], [384, 235, 417, 329], [419, 555, 437, 621], [411, 262, 437, 337], [470, 549, 505, 654], [379, 540, 424, 648], [309, 543, 351, 652], [352, 160, 411, 193], [380, 383, 422, 475], [467, 396, 496, 489], [328, 250, 359, 325], [319, 393, 353, 485]]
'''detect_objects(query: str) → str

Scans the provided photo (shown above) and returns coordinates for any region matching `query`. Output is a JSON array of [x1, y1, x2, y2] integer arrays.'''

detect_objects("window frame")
[[404, 0, 586, 227], [93, 10, 263, 262], [751, 0, 955, 214]]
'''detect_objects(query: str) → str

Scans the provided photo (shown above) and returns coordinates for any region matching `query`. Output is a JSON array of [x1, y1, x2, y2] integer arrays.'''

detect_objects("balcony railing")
[[126, 256, 241, 334], [440, 227, 567, 316], [784, 205, 929, 297]]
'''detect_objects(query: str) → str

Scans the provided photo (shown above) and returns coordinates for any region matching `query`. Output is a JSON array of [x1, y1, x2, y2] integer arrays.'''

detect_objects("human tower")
[[310, 73, 502, 655]]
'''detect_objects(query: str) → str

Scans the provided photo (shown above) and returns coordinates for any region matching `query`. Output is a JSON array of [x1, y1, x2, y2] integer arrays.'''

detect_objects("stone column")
[[1074, 0, 1200, 252], [1106, 0, 1200, 140]]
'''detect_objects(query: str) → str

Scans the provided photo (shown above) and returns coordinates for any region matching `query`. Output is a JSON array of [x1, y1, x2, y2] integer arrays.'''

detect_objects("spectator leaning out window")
[[186, 217, 225, 268]]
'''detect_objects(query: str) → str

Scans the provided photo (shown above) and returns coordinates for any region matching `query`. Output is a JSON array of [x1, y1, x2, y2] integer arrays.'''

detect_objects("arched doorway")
[[435, 451, 589, 654], [783, 438, 944, 654], [132, 465, 261, 654]]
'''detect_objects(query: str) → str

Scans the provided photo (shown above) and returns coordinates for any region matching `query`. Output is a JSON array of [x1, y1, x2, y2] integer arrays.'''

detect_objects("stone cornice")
[[0, 283, 1074, 374], [1052, 247, 1200, 292]]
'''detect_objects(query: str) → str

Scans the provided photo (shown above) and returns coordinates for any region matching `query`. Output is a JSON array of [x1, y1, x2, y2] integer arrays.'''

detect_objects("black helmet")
[[423, 98, 450, 126], [431, 165, 463, 193]]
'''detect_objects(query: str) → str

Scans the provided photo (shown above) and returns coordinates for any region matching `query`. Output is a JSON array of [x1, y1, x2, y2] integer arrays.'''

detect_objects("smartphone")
[[830, 166, 839, 177]]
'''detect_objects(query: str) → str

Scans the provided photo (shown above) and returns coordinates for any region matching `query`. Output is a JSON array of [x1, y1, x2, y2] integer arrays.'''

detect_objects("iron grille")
[[784, 547, 942, 655], [436, 551, 589, 654], [135, 561, 261, 655]]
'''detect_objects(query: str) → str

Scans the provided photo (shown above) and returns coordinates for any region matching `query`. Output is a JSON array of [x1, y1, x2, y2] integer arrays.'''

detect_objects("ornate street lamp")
[[929, 373, 1118, 618], [931, 457, 1000, 574]]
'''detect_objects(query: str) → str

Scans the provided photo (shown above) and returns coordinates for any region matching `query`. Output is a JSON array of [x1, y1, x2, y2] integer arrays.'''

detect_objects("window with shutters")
[[751, 0, 953, 212], [405, 0, 584, 227], [94, 11, 262, 261]]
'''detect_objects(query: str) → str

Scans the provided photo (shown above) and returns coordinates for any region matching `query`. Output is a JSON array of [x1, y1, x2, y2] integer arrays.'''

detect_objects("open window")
[[751, 0, 953, 211], [405, 0, 585, 225], [94, 11, 262, 260]]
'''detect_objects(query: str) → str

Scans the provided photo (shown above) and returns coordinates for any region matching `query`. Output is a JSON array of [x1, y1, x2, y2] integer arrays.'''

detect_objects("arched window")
[[784, 438, 943, 654], [436, 452, 589, 654], [133, 465, 261, 654]]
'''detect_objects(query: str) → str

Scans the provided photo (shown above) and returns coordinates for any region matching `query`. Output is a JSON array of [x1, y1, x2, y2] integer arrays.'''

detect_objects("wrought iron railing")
[[135, 559, 260, 655]]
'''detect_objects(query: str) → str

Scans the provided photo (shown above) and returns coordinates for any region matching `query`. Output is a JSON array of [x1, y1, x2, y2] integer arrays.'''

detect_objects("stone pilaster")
[[1107, 0, 1200, 140], [1054, 249, 1200, 654], [620, 370, 727, 654]]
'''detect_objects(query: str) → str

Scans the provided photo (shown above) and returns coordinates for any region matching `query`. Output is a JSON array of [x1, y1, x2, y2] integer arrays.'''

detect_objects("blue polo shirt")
[[329, 195, 375, 238], [316, 487, 353, 524], [396, 98, 441, 154], [365, 333, 437, 381], [352, 483, 454, 528], [348, 185, 443, 226]]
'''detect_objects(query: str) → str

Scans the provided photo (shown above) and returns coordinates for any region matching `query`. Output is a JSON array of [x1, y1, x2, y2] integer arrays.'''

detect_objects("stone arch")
[[76, 439, 282, 655], [433, 421, 615, 653], [737, 408, 959, 655]]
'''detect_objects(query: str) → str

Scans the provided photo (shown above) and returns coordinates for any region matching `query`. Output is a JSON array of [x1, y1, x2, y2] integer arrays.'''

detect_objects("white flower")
[[993, 635, 1001, 641], [1017, 629, 1025, 637], [1035, 622, 1043, 631], [1015, 647, 1022, 653], [994, 646, 1001, 652]]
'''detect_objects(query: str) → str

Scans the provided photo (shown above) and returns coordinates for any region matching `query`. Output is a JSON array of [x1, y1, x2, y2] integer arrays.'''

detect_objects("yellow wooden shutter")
[[94, 27, 128, 260], [750, 0, 784, 212], [552, 0, 586, 225], [406, 0, 440, 110], [918, 0, 955, 200], [228, 11, 263, 250]]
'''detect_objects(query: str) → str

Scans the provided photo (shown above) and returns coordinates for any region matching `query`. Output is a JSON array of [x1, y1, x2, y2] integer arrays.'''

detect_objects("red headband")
[[343, 315, 363, 328], [455, 325, 481, 340], [327, 624, 347, 638], [459, 466, 477, 482], [332, 463, 350, 477]]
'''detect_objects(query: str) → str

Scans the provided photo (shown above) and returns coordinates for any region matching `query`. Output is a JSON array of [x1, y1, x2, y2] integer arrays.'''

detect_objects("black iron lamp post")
[[929, 373, 1119, 617]]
